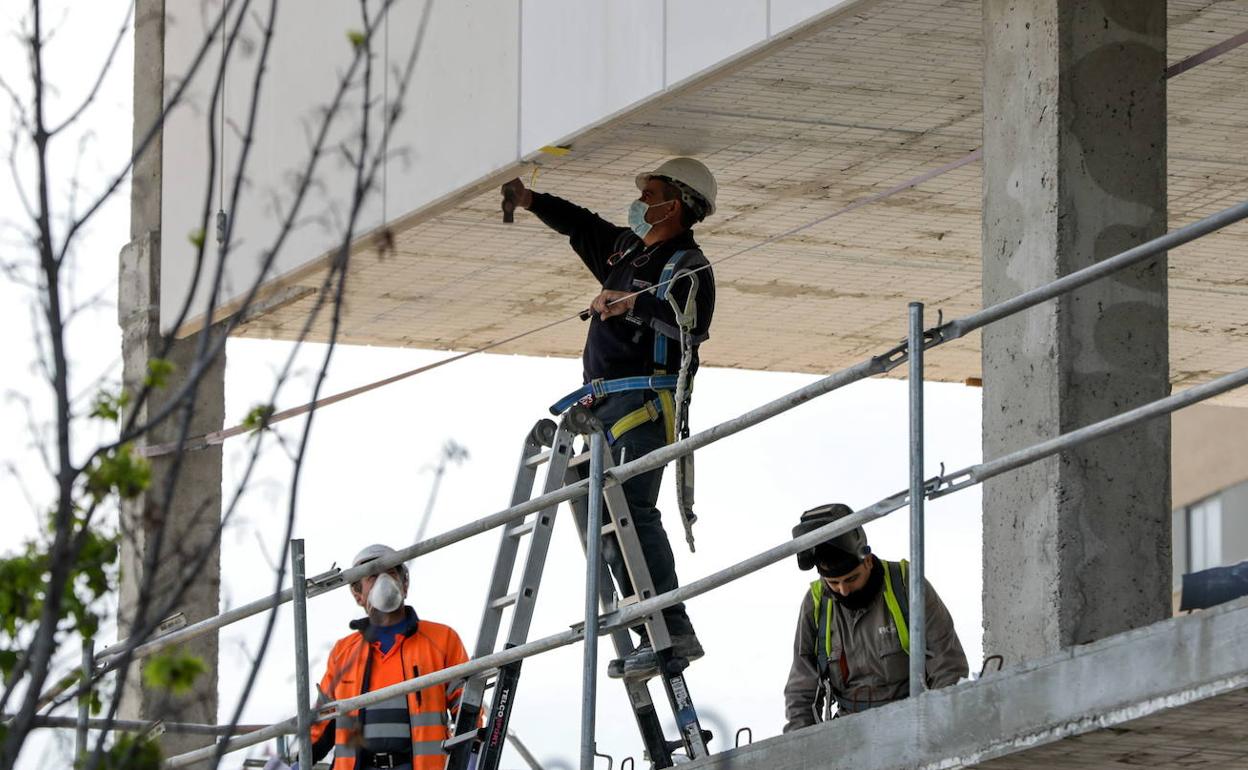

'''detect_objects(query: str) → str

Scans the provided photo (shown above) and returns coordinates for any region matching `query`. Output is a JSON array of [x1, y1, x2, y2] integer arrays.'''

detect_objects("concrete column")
[[981, 0, 1170, 663], [118, 0, 223, 755]]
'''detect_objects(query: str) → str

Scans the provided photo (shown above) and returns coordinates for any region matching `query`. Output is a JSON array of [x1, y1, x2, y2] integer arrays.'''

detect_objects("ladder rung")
[[523, 449, 551, 468], [569, 452, 591, 469], [443, 728, 484, 750], [507, 520, 537, 538], [490, 593, 519, 610], [600, 522, 617, 537]]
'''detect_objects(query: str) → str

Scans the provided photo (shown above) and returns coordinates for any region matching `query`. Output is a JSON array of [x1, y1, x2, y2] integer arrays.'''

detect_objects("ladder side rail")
[[595, 434, 709, 761], [597, 450, 673, 652], [566, 465, 675, 768], [476, 426, 577, 770], [448, 421, 554, 769], [503, 426, 576, 646], [471, 422, 551, 657]]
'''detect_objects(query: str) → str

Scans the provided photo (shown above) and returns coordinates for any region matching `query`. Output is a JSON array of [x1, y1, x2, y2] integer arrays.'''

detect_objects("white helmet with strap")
[[636, 157, 718, 220]]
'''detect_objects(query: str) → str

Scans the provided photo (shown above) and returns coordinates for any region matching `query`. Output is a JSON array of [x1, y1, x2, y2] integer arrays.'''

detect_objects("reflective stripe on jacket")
[[810, 559, 911, 673], [783, 558, 969, 733], [310, 613, 469, 769]]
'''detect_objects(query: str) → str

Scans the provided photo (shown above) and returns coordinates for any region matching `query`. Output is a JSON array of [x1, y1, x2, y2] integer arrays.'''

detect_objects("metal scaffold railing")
[[24, 196, 1248, 767]]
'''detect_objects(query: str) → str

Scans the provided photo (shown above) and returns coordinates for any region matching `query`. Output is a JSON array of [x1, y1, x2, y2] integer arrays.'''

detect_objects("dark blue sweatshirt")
[[528, 192, 715, 384]]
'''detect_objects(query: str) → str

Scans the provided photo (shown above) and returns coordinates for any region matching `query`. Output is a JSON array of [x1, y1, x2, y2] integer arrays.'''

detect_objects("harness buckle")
[[367, 751, 409, 769], [589, 378, 608, 399]]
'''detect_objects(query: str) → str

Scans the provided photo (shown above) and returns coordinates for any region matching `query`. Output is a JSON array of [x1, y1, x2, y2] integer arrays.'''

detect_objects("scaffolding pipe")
[[581, 433, 604, 770], [163, 363, 1248, 768], [290, 539, 314, 768], [13, 714, 267, 735], [931, 365, 1248, 499], [940, 198, 1248, 343], [507, 730, 545, 770], [98, 196, 1248, 691], [907, 303, 926, 698]]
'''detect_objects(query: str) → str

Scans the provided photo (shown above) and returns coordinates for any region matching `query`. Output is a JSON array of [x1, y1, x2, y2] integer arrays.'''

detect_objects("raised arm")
[[502, 178, 630, 283]]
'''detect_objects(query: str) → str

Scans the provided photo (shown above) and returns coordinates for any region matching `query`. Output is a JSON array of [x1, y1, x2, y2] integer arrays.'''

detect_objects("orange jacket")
[[310, 609, 469, 770]]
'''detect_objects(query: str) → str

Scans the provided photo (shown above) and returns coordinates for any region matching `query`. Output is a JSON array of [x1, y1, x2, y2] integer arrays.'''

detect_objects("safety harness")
[[549, 248, 707, 550], [809, 559, 910, 716]]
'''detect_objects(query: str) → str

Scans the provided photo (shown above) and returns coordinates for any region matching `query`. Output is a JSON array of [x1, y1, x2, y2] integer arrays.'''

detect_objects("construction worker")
[[785, 504, 968, 731], [297, 544, 470, 769], [500, 158, 717, 679]]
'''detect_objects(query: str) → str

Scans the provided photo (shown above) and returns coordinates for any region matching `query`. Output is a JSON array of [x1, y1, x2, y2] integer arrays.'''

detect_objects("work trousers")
[[583, 391, 695, 640]]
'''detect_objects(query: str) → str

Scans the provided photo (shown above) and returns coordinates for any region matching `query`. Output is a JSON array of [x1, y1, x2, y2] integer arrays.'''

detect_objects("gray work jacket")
[[783, 569, 968, 732]]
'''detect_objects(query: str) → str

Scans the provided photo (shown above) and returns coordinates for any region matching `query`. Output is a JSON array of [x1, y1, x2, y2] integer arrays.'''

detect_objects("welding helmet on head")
[[792, 503, 870, 575]]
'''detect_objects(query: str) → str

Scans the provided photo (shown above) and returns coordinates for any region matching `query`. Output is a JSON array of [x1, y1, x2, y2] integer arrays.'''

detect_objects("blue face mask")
[[628, 199, 672, 239]]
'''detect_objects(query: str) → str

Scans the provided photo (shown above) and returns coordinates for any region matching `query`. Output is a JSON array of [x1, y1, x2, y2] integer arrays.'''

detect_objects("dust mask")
[[628, 199, 672, 239], [368, 573, 403, 613]]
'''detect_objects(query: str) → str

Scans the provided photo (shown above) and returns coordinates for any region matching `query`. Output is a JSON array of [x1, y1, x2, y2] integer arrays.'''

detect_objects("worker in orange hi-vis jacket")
[[296, 544, 470, 770]]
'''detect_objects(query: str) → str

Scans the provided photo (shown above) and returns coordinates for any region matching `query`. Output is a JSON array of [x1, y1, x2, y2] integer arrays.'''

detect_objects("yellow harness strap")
[[608, 400, 661, 443]]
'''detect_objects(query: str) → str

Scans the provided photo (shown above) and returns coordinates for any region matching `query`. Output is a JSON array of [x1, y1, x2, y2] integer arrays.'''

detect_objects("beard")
[[837, 560, 884, 611]]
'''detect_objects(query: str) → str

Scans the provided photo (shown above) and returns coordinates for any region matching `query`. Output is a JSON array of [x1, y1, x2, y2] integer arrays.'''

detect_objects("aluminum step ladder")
[[445, 408, 710, 769]]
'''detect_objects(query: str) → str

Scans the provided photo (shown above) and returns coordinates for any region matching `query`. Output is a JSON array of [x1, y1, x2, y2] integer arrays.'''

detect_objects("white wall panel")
[[769, 0, 849, 35], [665, 0, 767, 84], [161, 0, 519, 332], [520, 0, 663, 153], [160, 0, 839, 332], [385, 0, 521, 219]]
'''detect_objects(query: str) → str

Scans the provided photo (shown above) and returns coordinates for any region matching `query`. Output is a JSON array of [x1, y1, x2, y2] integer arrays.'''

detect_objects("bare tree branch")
[[47, 1, 136, 138]]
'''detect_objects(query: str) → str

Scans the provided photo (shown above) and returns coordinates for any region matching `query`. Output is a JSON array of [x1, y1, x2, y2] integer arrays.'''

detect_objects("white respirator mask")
[[368, 573, 403, 614]]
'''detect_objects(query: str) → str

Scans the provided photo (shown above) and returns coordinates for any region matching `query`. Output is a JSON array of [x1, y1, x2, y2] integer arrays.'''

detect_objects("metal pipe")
[[581, 433, 604, 770], [290, 539, 314, 769], [165, 633, 575, 766], [907, 303, 926, 698], [103, 356, 886, 674], [941, 199, 1248, 343], [97, 476, 590, 670], [163, 361, 1248, 767], [76, 638, 93, 760], [165, 492, 918, 766], [112, 196, 1248, 693], [13, 714, 267, 735], [507, 730, 545, 770], [933, 365, 1248, 499]]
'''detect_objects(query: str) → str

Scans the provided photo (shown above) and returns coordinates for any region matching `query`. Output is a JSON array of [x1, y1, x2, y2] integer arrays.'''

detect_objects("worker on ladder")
[[500, 157, 717, 679], [785, 504, 968, 730], [296, 544, 471, 769]]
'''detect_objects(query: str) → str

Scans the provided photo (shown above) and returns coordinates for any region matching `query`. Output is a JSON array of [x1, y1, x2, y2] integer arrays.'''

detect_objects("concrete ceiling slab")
[[234, 0, 1248, 405]]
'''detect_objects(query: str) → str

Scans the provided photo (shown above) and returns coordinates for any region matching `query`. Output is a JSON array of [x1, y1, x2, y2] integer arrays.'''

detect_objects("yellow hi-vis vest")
[[809, 559, 910, 680]]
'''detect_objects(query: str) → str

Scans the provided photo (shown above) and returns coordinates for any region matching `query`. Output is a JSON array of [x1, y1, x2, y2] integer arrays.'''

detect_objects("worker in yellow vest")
[[784, 504, 968, 731]]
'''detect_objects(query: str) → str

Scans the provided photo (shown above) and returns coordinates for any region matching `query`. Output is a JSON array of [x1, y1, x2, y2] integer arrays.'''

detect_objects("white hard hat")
[[636, 157, 717, 219], [351, 544, 407, 579]]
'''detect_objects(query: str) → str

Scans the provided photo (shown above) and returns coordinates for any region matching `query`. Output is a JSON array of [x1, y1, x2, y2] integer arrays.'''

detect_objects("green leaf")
[[188, 228, 206, 249], [143, 358, 176, 389], [96, 733, 163, 770], [241, 403, 275, 433], [347, 29, 366, 49], [142, 651, 206, 695], [90, 389, 131, 422], [85, 444, 151, 502], [0, 648, 18, 678]]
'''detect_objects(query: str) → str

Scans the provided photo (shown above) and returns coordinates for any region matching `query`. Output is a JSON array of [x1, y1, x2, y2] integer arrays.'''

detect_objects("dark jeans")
[[584, 391, 695, 641]]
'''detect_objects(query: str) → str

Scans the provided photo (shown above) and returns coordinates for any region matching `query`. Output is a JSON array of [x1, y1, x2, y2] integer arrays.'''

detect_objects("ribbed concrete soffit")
[[235, 0, 1248, 405]]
